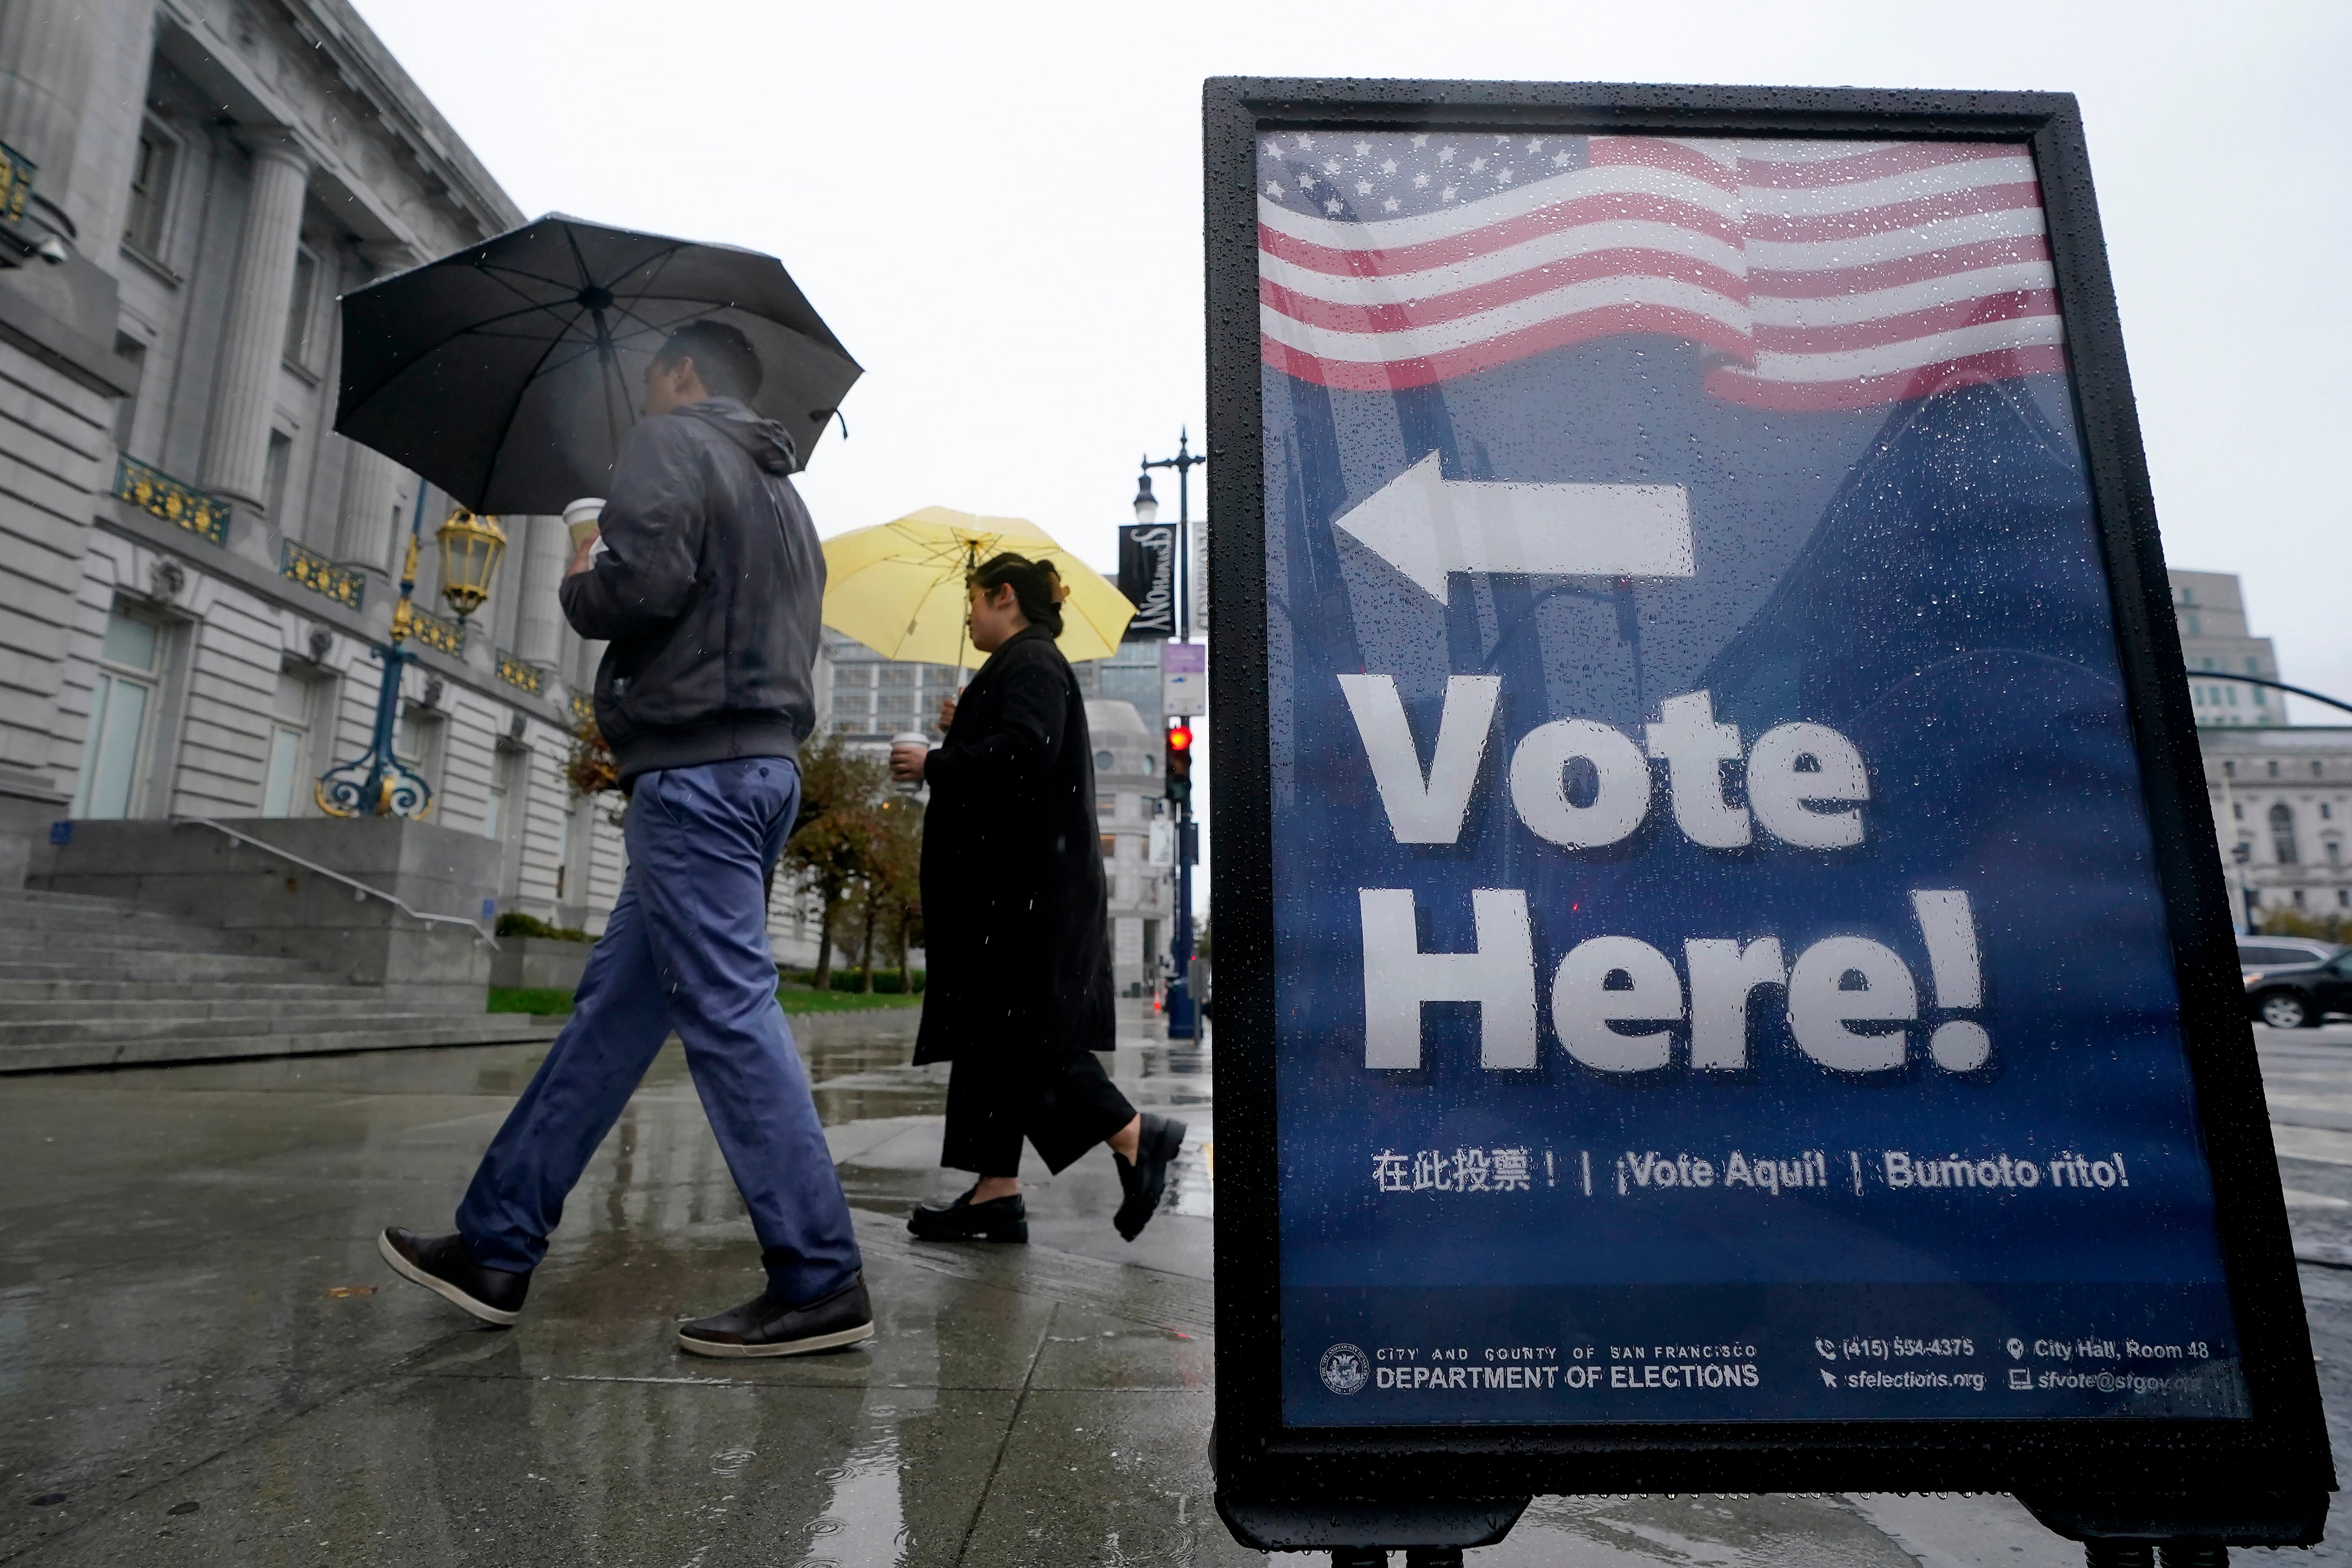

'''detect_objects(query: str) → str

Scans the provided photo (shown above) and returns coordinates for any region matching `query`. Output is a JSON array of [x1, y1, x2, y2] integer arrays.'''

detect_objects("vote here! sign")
[[1250, 124, 2248, 1429]]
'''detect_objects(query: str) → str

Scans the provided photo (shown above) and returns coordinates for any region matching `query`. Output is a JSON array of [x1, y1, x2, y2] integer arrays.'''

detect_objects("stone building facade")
[[1085, 697, 1174, 996], [2197, 726, 2352, 930], [2171, 569, 2282, 729], [0, 0, 845, 963]]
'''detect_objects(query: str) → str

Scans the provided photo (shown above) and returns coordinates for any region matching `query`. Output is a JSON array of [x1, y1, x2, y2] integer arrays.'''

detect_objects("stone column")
[[198, 132, 312, 510], [0, 0, 97, 206], [514, 515, 568, 670], [334, 241, 418, 566], [575, 637, 606, 697]]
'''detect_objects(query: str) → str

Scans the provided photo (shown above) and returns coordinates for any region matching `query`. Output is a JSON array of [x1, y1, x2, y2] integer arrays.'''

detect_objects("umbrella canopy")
[[336, 214, 860, 515], [822, 508, 1135, 669]]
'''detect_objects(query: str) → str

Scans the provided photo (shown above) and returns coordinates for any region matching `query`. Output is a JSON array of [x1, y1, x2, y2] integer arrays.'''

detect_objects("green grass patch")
[[489, 986, 576, 1015], [490, 985, 921, 1018]]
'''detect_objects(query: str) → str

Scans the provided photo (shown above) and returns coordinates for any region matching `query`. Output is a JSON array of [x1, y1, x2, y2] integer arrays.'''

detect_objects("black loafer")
[[677, 1273, 875, 1359], [1114, 1113, 1188, 1242], [379, 1226, 530, 1326], [908, 1188, 1029, 1244]]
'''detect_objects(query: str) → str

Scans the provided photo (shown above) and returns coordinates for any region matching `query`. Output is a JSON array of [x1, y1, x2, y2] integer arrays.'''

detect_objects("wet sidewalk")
[[0, 1012, 2320, 1565]]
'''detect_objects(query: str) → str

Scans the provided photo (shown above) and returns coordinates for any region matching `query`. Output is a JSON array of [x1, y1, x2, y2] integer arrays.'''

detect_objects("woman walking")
[[888, 552, 1184, 1244]]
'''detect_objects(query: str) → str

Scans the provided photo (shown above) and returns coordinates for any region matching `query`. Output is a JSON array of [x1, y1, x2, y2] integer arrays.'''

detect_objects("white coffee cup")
[[891, 732, 928, 793], [563, 496, 605, 549]]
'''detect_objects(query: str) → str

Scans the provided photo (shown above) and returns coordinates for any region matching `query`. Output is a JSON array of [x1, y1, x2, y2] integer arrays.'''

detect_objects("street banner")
[[1206, 79, 2327, 1540], [1120, 522, 1177, 640]]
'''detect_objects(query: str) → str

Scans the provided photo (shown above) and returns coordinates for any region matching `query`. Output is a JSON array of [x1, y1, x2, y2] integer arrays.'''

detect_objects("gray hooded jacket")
[[560, 398, 825, 787]]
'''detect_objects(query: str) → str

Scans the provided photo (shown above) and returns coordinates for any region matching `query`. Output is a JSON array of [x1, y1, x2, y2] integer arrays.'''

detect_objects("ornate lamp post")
[[317, 487, 507, 818]]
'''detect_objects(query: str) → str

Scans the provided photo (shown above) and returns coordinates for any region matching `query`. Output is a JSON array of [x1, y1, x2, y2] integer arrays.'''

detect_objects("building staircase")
[[0, 888, 559, 1073]]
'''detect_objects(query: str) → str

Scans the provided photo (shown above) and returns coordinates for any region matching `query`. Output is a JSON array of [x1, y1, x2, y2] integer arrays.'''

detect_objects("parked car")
[[2238, 936, 2339, 975], [2245, 948, 2352, 1029]]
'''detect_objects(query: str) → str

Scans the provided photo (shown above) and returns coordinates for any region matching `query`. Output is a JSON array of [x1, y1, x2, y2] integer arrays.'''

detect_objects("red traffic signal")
[[1164, 723, 1194, 804]]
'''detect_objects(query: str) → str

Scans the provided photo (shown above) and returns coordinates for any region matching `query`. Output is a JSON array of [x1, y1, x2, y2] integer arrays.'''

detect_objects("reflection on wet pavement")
[[0, 1007, 2254, 1565]]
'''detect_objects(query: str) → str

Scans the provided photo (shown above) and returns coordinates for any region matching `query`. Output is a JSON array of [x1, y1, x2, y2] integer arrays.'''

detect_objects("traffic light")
[[1164, 722, 1193, 805]]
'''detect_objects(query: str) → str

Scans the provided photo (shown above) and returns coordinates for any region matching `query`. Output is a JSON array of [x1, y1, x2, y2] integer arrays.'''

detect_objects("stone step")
[[0, 979, 375, 1003], [0, 1006, 524, 1044], [0, 890, 151, 913], [0, 1014, 562, 1073], [0, 995, 475, 1026], [0, 929, 280, 958], [0, 908, 229, 935], [0, 955, 327, 982]]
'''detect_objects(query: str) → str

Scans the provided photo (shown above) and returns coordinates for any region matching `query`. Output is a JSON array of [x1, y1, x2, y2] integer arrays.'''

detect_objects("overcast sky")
[[352, 0, 2351, 713]]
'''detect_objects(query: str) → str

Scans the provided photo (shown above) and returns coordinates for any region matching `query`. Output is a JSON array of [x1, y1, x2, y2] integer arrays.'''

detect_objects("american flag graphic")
[[1257, 131, 2067, 410]]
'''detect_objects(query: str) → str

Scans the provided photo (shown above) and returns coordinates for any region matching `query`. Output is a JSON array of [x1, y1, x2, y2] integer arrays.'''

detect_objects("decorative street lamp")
[[1139, 431, 1206, 1039], [317, 486, 507, 819], [432, 507, 508, 618]]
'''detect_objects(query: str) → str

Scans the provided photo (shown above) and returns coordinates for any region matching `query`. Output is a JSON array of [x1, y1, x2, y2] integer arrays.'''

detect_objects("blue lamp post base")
[[316, 638, 434, 818]]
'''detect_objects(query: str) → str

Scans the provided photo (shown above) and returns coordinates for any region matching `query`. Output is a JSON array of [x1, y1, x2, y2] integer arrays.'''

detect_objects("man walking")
[[381, 321, 870, 1358]]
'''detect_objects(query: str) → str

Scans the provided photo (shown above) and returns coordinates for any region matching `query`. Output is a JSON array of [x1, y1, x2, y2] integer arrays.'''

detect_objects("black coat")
[[912, 626, 1115, 1066]]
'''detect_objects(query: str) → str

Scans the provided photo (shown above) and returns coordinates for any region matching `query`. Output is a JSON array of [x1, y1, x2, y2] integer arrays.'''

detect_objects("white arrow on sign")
[[1332, 451, 1694, 604]]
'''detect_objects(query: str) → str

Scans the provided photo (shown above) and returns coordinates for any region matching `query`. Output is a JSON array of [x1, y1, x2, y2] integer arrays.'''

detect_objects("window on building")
[[2184, 613, 2201, 637], [2233, 801, 2244, 821], [264, 430, 294, 520], [2224, 761, 2236, 778], [2272, 802, 2299, 865], [74, 610, 164, 819], [555, 803, 575, 901], [284, 245, 321, 365], [2268, 760, 2280, 777], [1097, 794, 1117, 819], [1100, 834, 1117, 859], [122, 119, 180, 258], [2340, 890, 2349, 910], [2247, 658, 2261, 675], [2294, 889, 2308, 909], [2315, 762, 2326, 779], [2328, 839, 2343, 868], [111, 336, 147, 452], [484, 755, 511, 842], [396, 705, 445, 793], [2324, 802, 2334, 820], [260, 668, 315, 817]]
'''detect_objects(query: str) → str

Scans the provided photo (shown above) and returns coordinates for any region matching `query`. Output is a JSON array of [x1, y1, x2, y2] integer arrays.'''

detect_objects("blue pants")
[[456, 757, 860, 1303]]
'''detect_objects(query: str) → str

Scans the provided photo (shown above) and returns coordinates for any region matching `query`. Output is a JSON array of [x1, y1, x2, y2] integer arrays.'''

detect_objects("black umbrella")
[[335, 214, 861, 514]]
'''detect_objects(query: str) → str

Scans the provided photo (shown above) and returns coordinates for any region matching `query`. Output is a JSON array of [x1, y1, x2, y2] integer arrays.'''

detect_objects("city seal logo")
[[1320, 1343, 1370, 1396]]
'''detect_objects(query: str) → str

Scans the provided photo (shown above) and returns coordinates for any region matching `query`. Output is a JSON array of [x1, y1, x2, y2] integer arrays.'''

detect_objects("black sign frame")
[[1203, 77, 2329, 1544]]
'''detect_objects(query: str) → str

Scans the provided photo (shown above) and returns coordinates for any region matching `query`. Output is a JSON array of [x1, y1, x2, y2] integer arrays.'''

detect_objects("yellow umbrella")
[[821, 505, 1135, 669]]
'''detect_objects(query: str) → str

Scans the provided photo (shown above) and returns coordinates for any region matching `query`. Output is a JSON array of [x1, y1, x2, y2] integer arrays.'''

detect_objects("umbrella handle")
[[956, 539, 974, 675]]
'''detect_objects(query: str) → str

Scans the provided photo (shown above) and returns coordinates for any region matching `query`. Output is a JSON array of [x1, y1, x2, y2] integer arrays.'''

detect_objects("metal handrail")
[[175, 816, 497, 946]]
